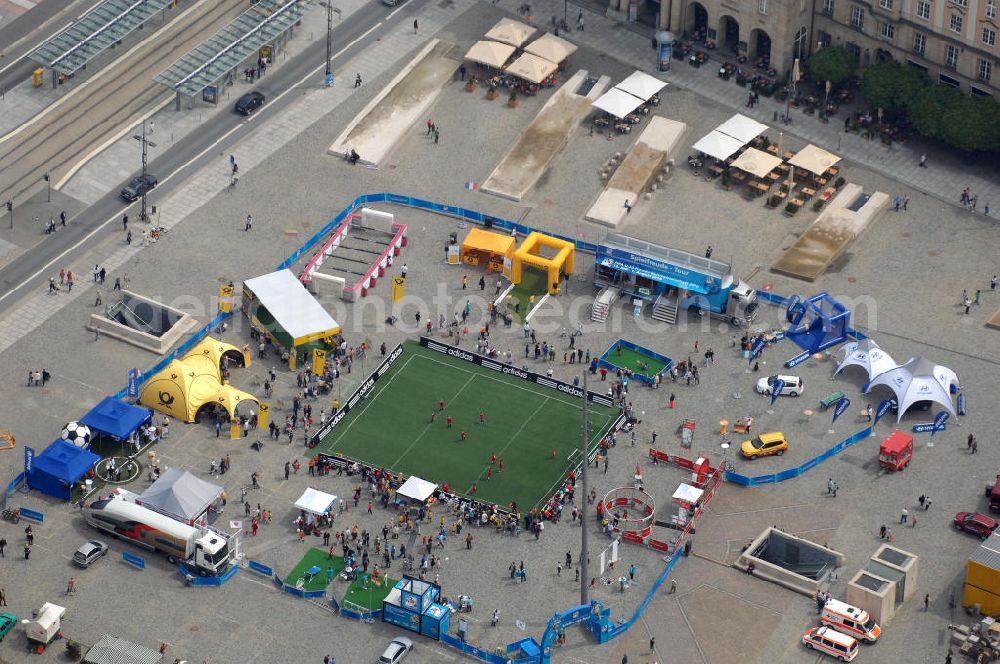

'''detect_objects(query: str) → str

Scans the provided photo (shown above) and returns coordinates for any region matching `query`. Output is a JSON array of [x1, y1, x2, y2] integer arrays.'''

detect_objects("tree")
[[808, 46, 858, 85], [861, 61, 929, 112], [939, 95, 1000, 152], [908, 84, 960, 140]]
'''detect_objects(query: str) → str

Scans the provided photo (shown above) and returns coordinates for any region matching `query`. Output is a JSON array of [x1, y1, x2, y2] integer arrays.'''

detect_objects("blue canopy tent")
[[27, 439, 100, 500], [81, 397, 152, 442]]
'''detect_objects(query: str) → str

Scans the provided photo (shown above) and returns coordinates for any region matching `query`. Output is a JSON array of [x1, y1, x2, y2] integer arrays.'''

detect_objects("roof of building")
[[155, 0, 313, 97], [29, 0, 172, 76]]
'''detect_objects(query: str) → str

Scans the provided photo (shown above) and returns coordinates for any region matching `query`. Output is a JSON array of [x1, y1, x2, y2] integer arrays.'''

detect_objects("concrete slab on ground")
[[480, 69, 609, 202], [584, 115, 687, 228], [771, 184, 890, 282], [327, 39, 456, 165]]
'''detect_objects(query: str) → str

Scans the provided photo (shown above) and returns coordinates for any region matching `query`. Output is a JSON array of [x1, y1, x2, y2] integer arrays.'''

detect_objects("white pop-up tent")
[[484, 17, 537, 47], [788, 143, 841, 175], [614, 70, 667, 101], [835, 339, 897, 381], [506, 53, 558, 84], [672, 483, 704, 504], [715, 113, 768, 145], [524, 32, 577, 63], [592, 87, 645, 119], [294, 487, 338, 516], [692, 130, 744, 161], [865, 356, 959, 421], [397, 476, 438, 502]]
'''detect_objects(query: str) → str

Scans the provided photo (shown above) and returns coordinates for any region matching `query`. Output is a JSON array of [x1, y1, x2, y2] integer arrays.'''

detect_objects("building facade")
[[814, 0, 999, 96], [618, 0, 998, 96]]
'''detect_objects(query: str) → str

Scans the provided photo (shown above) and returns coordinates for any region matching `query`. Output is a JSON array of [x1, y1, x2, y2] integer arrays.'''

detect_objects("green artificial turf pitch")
[[314, 340, 618, 509], [284, 547, 344, 592], [605, 345, 671, 380], [343, 574, 398, 612], [501, 267, 549, 321]]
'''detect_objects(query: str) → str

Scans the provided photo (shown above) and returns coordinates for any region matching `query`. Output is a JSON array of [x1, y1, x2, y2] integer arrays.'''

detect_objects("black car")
[[120, 174, 157, 202], [235, 91, 265, 115]]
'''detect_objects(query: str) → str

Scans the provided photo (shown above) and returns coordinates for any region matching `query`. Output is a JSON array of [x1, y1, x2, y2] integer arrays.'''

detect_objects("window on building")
[[822, 0, 834, 14], [758, 0, 767, 14], [851, 5, 865, 28], [846, 42, 862, 60], [818, 30, 832, 48], [916, 1, 931, 19], [951, 0, 967, 6], [913, 32, 926, 53], [946, 44, 959, 67], [988, 0, 997, 19], [980, 58, 993, 81], [984, 26, 997, 46], [879, 0, 893, 8], [879, 22, 895, 38], [950, 14, 963, 33]]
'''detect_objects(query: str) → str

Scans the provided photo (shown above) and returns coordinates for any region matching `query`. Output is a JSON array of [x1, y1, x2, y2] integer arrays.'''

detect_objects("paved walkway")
[[512, 0, 999, 212]]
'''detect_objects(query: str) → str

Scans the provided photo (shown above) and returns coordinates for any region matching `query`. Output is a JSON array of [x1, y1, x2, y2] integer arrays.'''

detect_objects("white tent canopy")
[[615, 70, 667, 101], [730, 147, 782, 178], [506, 52, 558, 84], [243, 269, 340, 344], [397, 476, 437, 502], [524, 32, 577, 63], [835, 339, 898, 380], [484, 17, 537, 47], [464, 40, 516, 69], [138, 468, 222, 525], [692, 130, 744, 161], [672, 483, 704, 504], [592, 87, 645, 119], [788, 143, 841, 175], [865, 356, 959, 421], [294, 487, 338, 516], [715, 113, 768, 145]]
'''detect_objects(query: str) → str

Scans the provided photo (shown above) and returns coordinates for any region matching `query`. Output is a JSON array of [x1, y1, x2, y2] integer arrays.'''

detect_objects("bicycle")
[[2, 507, 20, 524]]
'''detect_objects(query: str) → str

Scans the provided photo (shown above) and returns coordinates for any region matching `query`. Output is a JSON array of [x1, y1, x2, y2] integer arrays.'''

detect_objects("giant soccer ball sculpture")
[[61, 422, 92, 448]]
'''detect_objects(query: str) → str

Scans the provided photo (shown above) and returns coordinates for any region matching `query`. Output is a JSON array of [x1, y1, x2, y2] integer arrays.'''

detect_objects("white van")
[[821, 599, 881, 642], [802, 626, 859, 661]]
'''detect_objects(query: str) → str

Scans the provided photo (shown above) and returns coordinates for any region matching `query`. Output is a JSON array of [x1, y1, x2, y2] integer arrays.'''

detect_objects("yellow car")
[[740, 432, 789, 459]]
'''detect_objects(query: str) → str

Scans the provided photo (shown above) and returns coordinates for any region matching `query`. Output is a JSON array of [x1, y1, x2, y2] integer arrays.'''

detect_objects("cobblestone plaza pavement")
[[0, 1, 999, 663]]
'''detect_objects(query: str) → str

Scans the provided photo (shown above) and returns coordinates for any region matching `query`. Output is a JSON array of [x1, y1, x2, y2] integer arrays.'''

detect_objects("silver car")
[[73, 540, 109, 567], [378, 636, 413, 663]]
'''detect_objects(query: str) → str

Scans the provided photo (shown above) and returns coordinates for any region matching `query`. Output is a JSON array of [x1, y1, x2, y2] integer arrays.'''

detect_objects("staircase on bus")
[[591, 287, 619, 322], [651, 293, 678, 325]]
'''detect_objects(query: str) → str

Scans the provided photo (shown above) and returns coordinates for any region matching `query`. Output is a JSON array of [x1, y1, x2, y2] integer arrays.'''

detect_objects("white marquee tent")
[[835, 339, 898, 380], [692, 130, 744, 161], [592, 87, 645, 119], [865, 356, 959, 421], [397, 476, 438, 502], [614, 70, 667, 101], [714, 113, 768, 145], [672, 483, 704, 504], [294, 487, 338, 516], [788, 143, 841, 175]]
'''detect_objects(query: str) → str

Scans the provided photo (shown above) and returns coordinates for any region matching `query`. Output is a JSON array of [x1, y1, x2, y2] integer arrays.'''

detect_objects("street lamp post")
[[132, 123, 156, 223]]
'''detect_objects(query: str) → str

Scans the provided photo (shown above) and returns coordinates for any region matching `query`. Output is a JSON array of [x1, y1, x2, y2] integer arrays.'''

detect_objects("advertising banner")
[[312, 349, 327, 376], [831, 397, 851, 425]]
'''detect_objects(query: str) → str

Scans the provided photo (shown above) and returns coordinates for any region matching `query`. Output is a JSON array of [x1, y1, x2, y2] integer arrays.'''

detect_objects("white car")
[[378, 636, 413, 663], [72, 539, 109, 567], [756, 374, 804, 397]]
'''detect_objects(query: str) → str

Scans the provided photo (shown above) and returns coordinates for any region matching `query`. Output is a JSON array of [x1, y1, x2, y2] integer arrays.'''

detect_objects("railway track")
[[0, 0, 246, 203]]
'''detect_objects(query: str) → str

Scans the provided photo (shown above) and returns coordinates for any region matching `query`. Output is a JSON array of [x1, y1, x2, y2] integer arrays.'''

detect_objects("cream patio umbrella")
[[505, 53, 558, 84], [730, 147, 782, 178], [485, 17, 537, 47], [524, 32, 577, 63], [464, 40, 517, 69], [789, 144, 842, 176]]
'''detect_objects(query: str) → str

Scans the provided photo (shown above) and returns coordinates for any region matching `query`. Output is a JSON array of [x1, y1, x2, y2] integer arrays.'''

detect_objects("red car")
[[954, 512, 999, 538]]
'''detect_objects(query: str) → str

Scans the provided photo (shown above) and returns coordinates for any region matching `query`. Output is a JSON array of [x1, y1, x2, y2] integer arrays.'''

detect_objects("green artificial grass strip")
[[284, 547, 344, 592], [343, 574, 398, 612], [604, 345, 671, 380]]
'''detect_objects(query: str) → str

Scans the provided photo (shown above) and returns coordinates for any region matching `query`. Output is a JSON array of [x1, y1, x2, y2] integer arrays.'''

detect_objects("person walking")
[[900, 508, 909, 524], [66, 577, 76, 594], [122, 214, 129, 231], [924, 593, 930, 611], [245, 214, 252, 231], [0, 537, 5, 557], [354, 73, 362, 88], [413, 18, 418, 33], [919, 154, 927, 168], [0, 588, 5, 606]]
